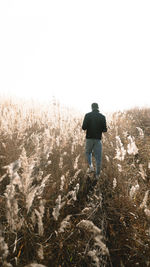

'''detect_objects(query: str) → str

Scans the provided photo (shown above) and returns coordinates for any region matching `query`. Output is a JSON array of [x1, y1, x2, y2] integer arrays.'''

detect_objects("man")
[[82, 103, 107, 179]]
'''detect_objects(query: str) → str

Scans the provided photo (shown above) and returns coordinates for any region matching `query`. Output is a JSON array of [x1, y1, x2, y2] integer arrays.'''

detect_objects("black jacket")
[[82, 110, 107, 139]]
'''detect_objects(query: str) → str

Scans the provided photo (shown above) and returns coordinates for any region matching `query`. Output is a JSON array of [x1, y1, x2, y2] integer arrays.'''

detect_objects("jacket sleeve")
[[102, 116, 107, 132], [82, 114, 88, 130]]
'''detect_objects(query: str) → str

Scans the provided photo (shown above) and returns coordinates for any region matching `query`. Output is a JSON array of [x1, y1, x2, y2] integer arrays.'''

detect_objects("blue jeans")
[[85, 139, 102, 175]]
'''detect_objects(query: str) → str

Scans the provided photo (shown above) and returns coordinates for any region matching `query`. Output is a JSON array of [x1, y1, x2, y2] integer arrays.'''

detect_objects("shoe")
[[87, 166, 94, 173], [96, 174, 100, 180]]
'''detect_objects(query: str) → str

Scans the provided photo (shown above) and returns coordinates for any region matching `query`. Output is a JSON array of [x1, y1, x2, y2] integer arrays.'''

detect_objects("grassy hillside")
[[0, 98, 150, 266]]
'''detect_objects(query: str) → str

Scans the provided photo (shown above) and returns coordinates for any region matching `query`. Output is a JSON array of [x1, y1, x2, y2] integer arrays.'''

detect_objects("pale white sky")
[[0, 0, 150, 114]]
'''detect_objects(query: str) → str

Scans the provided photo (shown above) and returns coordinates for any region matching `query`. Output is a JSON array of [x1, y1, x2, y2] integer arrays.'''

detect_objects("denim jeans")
[[85, 139, 102, 175]]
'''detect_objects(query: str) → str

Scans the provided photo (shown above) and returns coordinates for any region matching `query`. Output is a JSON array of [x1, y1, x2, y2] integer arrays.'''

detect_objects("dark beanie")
[[91, 103, 99, 110]]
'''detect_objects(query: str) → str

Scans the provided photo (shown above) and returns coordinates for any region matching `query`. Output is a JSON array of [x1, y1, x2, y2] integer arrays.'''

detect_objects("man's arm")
[[82, 114, 88, 130], [102, 116, 107, 132]]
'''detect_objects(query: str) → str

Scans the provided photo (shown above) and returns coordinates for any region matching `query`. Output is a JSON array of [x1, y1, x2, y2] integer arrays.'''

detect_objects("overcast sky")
[[0, 0, 150, 113]]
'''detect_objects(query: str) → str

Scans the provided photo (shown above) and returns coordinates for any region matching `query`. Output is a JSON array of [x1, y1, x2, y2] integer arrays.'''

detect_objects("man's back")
[[82, 109, 107, 139]]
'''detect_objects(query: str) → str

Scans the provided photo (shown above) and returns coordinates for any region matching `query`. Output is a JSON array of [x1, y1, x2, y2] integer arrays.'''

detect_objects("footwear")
[[87, 166, 94, 173]]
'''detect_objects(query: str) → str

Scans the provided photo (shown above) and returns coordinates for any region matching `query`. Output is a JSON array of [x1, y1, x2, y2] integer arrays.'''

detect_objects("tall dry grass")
[[0, 97, 150, 266], [102, 108, 150, 266]]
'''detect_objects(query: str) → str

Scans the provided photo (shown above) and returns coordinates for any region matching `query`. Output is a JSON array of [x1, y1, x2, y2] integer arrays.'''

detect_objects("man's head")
[[91, 103, 99, 111]]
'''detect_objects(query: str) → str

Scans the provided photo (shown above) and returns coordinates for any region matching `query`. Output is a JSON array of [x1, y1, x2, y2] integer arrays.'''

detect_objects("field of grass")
[[0, 97, 150, 267]]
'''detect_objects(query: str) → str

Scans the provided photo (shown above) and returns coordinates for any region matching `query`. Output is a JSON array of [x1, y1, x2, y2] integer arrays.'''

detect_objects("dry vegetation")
[[0, 97, 150, 267]]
